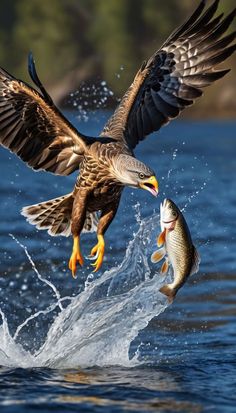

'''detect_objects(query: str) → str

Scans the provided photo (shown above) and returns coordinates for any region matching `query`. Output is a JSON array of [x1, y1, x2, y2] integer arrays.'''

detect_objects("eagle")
[[0, 0, 235, 277]]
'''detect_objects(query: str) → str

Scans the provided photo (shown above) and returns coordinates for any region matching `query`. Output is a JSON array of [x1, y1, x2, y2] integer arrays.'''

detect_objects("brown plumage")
[[0, 1, 235, 276]]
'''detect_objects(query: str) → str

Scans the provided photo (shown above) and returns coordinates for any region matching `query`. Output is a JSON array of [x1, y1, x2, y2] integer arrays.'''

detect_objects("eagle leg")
[[89, 198, 121, 272], [69, 235, 84, 278], [90, 235, 105, 272]]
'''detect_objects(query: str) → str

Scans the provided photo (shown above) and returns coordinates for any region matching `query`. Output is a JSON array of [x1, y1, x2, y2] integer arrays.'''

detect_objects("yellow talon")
[[90, 235, 105, 272], [90, 243, 99, 258], [68, 236, 84, 278]]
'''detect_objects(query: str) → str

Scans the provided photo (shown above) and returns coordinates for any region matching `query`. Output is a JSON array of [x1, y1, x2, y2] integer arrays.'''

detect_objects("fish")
[[151, 198, 200, 302]]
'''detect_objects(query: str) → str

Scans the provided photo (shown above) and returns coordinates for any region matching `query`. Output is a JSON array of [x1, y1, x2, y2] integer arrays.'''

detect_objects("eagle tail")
[[21, 194, 99, 237]]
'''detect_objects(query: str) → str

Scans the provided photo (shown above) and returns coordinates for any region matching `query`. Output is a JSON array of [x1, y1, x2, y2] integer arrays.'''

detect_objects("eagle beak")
[[140, 176, 158, 197]]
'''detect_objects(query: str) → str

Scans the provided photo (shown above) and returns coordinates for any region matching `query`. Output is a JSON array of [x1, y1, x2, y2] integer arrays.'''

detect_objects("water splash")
[[9, 234, 64, 311], [0, 214, 169, 369], [69, 81, 115, 122], [0, 307, 35, 368], [167, 148, 178, 179]]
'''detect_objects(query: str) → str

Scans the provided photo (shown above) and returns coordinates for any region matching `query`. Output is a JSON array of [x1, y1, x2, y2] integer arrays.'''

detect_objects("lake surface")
[[0, 113, 235, 413]]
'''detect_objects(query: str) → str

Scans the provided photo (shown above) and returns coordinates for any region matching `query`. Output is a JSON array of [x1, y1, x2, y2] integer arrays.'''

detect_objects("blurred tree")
[[0, 0, 234, 116], [89, 0, 138, 96], [0, 0, 16, 66], [13, 0, 77, 83]]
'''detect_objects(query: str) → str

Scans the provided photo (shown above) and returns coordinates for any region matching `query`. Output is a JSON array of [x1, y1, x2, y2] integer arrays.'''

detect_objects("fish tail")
[[159, 285, 176, 303]]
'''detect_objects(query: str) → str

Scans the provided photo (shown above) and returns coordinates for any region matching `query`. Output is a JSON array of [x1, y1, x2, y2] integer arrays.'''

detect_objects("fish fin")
[[157, 229, 166, 247], [159, 285, 176, 303], [161, 258, 169, 274], [190, 246, 201, 276], [151, 247, 166, 264]]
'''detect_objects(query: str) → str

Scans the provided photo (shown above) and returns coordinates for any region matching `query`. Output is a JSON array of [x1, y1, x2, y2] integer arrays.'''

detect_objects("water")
[[0, 113, 235, 412]]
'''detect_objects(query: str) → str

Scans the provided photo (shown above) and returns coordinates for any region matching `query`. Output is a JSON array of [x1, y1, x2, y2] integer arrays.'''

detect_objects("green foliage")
[[89, 0, 139, 94], [0, 0, 235, 115], [12, 0, 77, 83]]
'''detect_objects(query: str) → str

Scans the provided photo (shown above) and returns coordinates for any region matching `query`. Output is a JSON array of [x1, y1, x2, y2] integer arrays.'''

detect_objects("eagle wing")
[[0, 53, 89, 175], [101, 0, 236, 150]]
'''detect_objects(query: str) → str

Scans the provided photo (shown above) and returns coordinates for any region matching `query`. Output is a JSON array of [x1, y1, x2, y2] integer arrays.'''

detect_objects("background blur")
[[0, 0, 235, 116]]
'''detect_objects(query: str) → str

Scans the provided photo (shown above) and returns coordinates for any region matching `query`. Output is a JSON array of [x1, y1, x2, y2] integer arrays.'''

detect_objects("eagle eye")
[[138, 172, 145, 179]]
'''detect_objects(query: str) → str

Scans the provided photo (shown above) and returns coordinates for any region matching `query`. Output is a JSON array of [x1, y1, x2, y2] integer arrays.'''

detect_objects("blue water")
[[0, 113, 236, 412]]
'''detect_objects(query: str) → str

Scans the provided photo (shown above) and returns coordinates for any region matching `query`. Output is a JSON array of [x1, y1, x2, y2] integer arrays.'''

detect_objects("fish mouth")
[[162, 217, 178, 230], [163, 218, 177, 224]]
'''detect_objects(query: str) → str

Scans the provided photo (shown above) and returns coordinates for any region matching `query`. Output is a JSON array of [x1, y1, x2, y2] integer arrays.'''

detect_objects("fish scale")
[[152, 199, 200, 301]]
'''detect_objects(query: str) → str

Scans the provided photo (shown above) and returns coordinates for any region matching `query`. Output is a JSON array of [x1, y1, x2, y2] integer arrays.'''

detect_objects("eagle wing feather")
[[101, 0, 235, 150], [0, 55, 89, 175]]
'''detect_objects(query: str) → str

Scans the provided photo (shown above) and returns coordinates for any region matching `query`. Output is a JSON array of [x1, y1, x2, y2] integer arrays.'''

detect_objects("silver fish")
[[151, 199, 200, 302]]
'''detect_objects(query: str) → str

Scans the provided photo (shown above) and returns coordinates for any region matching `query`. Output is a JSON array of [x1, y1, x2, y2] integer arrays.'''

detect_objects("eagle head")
[[113, 155, 158, 197]]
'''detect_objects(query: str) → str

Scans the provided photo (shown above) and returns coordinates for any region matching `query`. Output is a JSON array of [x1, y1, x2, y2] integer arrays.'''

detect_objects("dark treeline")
[[0, 0, 235, 116]]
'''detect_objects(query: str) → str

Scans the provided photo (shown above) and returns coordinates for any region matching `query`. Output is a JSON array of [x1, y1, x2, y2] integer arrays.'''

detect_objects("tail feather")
[[21, 193, 99, 237], [21, 193, 74, 237]]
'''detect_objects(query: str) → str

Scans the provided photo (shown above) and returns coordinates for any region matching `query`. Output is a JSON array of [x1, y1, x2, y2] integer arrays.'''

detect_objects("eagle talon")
[[91, 250, 104, 272], [87, 250, 99, 261], [90, 235, 105, 272], [68, 236, 84, 278], [88, 243, 100, 261]]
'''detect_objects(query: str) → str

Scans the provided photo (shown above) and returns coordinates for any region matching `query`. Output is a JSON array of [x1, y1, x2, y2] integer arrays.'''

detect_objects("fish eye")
[[138, 172, 145, 179]]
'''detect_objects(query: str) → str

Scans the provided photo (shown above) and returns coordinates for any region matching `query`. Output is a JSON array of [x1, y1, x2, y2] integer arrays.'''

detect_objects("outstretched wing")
[[101, 0, 236, 150], [0, 53, 89, 175]]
